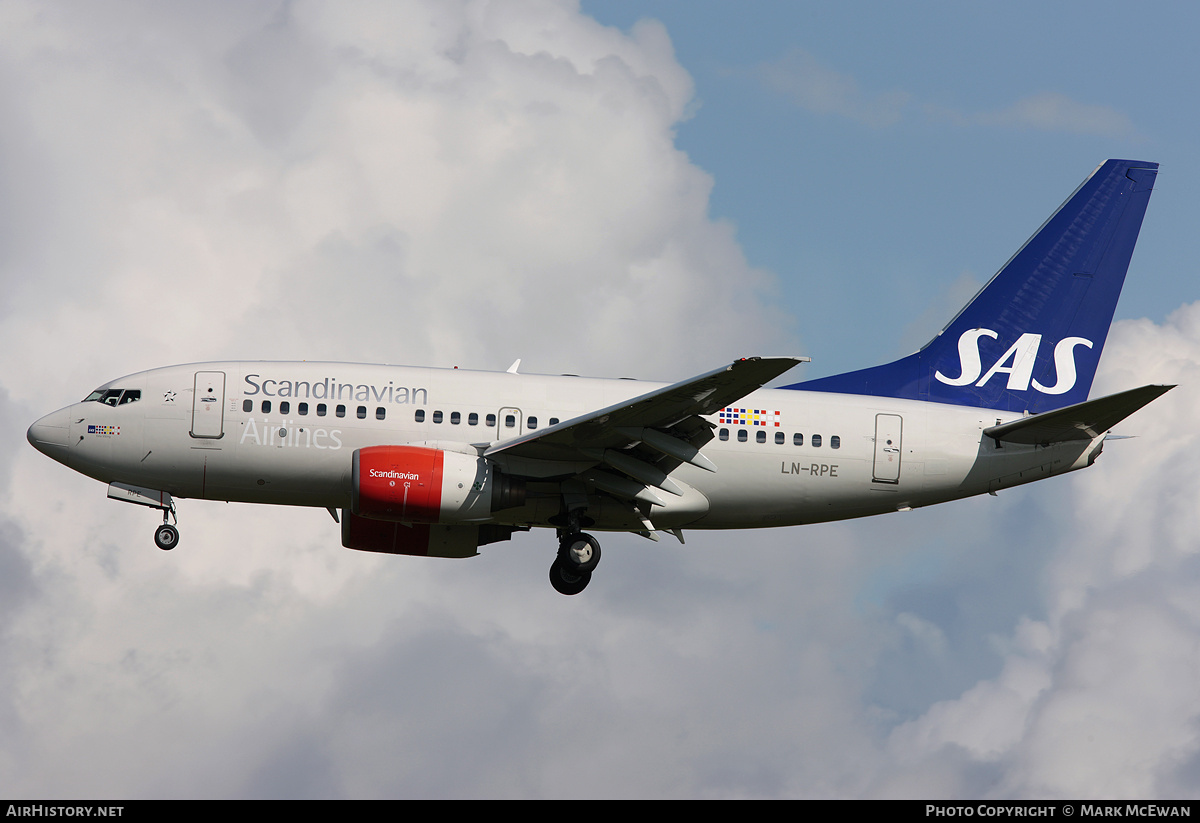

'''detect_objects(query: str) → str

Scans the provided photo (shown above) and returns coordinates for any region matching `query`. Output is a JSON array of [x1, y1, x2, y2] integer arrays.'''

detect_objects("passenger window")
[[280, 401, 290, 415], [719, 428, 729, 441], [737, 430, 748, 442], [242, 399, 252, 413], [775, 431, 785, 444], [317, 403, 327, 417], [433, 410, 443, 424], [756, 430, 766, 443], [528, 416, 538, 429], [794, 433, 803, 446], [336, 405, 346, 418], [415, 409, 425, 423], [451, 411, 461, 425], [812, 434, 822, 447], [376, 407, 386, 420], [486, 414, 497, 427], [505, 414, 516, 428], [549, 418, 560, 426], [262, 400, 272, 414], [299, 403, 308, 415], [468, 413, 478, 426], [831, 436, 840, 449], [357, 406, 366, 419]]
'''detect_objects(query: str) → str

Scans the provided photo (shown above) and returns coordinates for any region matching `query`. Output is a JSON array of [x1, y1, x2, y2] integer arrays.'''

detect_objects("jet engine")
[[350, 445, 524, 524]]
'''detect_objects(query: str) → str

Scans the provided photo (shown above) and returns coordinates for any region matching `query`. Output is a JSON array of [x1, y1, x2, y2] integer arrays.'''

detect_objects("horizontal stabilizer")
[[983, 384, 1174, 446]]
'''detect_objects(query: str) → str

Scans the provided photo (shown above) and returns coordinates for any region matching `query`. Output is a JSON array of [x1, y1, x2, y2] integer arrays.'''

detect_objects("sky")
[[1, 0, 1199, 799]]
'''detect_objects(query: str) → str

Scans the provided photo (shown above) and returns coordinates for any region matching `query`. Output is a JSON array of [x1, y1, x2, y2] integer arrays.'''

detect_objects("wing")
[[983, 384, 1174, 446], [485, 356, 807, 500]]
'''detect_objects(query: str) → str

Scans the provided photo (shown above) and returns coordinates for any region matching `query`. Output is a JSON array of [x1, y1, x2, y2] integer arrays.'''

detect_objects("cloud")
[[878, 303, 1200, 798], [931, 91, 1140, 139], [752, 49, 909, 128], [0, 0, 789, 394], [0, 0, 794, 798], [752, 51, 1137, 139]]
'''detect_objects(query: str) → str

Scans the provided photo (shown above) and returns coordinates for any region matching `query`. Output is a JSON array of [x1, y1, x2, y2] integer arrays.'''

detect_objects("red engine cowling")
[[341, 515, 479, 557], [340, 513, 522, 557], [351, 445, 523, 523]]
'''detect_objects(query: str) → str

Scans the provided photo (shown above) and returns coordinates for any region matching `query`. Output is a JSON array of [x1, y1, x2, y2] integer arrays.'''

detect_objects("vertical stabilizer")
[[789, 159, 1158, 413]]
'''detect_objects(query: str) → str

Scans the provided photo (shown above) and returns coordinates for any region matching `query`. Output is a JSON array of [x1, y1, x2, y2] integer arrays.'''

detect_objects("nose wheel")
[[153, 502, 179, 551], [154, 523, 179, 550]]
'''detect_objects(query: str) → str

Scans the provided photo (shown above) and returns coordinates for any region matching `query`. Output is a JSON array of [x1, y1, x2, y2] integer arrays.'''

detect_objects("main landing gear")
[[549, 531, 601, 595]]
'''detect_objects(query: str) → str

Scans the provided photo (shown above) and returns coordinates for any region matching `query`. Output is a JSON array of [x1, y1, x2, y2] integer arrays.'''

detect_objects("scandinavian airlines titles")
[[243, 373, 429, 405]]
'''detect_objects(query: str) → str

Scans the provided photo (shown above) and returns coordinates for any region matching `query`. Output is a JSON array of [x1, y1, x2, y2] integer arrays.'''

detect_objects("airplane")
[[27, 159, 1172, 595]]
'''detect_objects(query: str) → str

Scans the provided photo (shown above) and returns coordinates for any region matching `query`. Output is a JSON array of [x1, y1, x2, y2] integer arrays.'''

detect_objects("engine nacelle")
[[340, 515, 522, 558], [351, 445, 523, 523]]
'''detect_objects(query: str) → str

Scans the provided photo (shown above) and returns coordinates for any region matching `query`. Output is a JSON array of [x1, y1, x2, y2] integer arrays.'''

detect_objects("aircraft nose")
[[27, 408, 72, 458]]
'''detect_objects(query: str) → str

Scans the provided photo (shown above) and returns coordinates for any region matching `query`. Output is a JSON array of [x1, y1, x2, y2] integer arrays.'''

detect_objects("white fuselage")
[[31, 361, 1104, 533]]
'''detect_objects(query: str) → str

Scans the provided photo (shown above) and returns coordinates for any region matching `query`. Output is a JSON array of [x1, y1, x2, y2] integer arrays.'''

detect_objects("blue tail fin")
[[787, 159, 1159, 413]]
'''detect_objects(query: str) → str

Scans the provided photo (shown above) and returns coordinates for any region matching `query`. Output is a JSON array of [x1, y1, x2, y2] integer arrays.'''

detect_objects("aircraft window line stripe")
[[238, 399, 647, 434]]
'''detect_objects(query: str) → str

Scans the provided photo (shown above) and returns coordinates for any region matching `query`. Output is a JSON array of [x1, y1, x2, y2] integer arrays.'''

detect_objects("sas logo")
[[934, 329, 1093, 395], [88, 425, 120, 435]]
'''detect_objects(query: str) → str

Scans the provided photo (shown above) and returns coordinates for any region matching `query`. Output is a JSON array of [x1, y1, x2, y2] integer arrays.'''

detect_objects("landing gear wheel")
[[559, 532, 601, 575], [154, 523, 179, 551], [549, 557, 591, 595]]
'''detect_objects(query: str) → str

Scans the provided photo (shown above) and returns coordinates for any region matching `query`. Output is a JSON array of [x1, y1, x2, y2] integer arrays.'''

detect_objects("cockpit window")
[[83, 388, 140, 406]]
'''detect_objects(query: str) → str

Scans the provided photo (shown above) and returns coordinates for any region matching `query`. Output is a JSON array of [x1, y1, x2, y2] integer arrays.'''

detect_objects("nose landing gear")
[[105, 482, 180, 551], [152, 497, 179, 550]]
